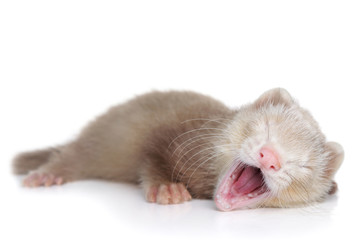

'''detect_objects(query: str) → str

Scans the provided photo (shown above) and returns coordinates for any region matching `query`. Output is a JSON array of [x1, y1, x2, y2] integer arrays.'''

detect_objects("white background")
[[1, 1, 359, 240]]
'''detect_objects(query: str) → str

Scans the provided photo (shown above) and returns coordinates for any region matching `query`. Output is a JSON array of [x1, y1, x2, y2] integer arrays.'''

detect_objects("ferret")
[[12, 88, 344, 211]]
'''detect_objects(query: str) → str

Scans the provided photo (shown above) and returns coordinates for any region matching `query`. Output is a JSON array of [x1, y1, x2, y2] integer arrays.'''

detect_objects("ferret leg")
[[139, 163, 192, 204], [23, 160, 73, 187], [144, 182, 192, 204], [22, 148, 80, 187], [23, 171, 64, 187]]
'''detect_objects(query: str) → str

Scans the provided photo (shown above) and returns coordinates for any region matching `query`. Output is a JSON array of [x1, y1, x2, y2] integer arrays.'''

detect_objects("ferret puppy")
[[13, 88, 344, 211]]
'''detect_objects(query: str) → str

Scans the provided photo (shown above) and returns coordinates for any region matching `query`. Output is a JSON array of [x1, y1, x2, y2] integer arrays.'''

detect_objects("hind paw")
[[23, 172, 64, 187], [145, 183, 192, 204]]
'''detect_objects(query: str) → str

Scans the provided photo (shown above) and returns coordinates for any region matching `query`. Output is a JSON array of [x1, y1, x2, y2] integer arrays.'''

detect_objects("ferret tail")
[[12, 148, 56, 174]]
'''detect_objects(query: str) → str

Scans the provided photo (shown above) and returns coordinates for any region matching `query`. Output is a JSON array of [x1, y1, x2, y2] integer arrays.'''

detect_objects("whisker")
[[185, 152, 225, 188], [192, 152, 245, 185], [171, 133, 229, 159], [181, 118, 232, 127], [171, 141, 212, 182], [286, 172, 311, 203], [178, 143, 239, 184], [170, 134, 230, 181], [168, 127, 227, 148], [175, 143, 238, 183]]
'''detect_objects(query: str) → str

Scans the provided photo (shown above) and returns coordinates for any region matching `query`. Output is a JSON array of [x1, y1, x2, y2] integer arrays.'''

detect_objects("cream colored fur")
[[13, 89, 344, 209]]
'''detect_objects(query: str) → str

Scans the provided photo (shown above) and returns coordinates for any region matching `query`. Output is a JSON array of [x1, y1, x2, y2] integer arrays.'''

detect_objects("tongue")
[[232, 167, 263, 195]]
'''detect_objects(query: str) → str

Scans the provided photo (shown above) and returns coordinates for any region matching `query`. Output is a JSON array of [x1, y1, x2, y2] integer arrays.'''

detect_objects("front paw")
[[145, 183, 192, 204]]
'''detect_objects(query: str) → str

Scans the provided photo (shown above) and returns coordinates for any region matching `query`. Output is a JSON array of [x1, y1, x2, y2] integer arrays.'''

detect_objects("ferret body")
[[13, 89, 344, 211]]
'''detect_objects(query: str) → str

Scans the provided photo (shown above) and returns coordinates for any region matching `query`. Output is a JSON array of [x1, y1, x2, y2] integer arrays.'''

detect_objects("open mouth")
[[215, 162, 269, 211]]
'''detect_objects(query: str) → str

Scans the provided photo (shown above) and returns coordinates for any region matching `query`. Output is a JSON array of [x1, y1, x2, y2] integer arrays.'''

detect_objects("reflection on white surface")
[[2, 175, 351, 240]]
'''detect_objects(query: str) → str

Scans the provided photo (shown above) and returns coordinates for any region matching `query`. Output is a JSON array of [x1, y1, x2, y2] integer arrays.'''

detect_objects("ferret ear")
[[325, 142, 344, 177], [325, 142, 344, 195], [255, 88, 294, 108]]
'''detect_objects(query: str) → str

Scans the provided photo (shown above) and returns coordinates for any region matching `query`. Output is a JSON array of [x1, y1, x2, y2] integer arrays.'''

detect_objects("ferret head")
[[214, 88, 344, 211]]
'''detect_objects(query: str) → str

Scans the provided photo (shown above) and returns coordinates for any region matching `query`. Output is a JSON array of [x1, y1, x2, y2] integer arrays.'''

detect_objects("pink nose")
[[258, 146, 281, 171]]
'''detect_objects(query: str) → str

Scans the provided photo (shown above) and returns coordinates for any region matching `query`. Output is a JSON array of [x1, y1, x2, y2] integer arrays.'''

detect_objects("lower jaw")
[[215, 190, 270, 211]]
